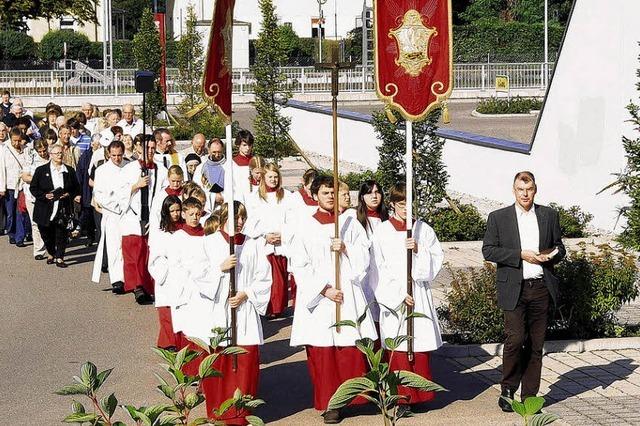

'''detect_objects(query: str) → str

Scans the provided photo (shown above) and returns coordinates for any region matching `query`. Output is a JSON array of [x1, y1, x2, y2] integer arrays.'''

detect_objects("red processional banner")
[[374, 0, 453, 121], [203, 0, 236, 123], [153, 13, 167, 104]]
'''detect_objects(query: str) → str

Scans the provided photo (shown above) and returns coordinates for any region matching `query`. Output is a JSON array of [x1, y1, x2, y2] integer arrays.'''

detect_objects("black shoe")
[[35, 254, 47, 260], [396, 405, 413, 418], [498, 388, 515, 412], [9, 238, 16, 244], [55, 259, 68, 268], [322, 409, 342, 424], [46, 257, 55, 264], [134, 287, 152, 305], [85, 237, 95, 247], [24, 234, 32, 242], [15, 241, 26, 247], [112, 281, 125, 294], [101, 265, 109, 273]]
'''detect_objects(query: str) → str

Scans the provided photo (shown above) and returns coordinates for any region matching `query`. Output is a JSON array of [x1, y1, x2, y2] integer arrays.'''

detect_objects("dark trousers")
[[79, 206, 96, 240], [501, 279, 550, 398], [4, 190, 27, 243], [38, 215, 69, 259], [93, 209, 108, 270]]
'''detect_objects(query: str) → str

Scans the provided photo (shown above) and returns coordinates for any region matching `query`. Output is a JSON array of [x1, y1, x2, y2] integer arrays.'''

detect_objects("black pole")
[[140, 92, 149, 233]]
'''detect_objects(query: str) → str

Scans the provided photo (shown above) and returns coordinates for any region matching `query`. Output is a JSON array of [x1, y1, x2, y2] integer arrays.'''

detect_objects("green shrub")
[[172, 109, 227, 141], [340, 170, 382, 190], [476, 96, 543, 114], [39, 30, 92, 61], [0, 31, 36, 59], [549, 203, 593, 238], [437, 263, 504, 344], [428, 203, 487, 242], [553, 244, 639, 339]]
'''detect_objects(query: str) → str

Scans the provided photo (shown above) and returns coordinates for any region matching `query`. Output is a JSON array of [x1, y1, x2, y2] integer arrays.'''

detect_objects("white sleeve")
[[341, 217, 371, 286], [148, 232, 169, 285], [0, 151, 6, 192], [190, 237, 225, 300], [372, 228, 406, 310], [412, 221, 444, 284], [244, 238, 273, 315]]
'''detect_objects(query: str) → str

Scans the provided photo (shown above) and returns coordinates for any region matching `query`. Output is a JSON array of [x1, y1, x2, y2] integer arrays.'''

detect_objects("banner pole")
[[225, 123, 238, 371], [406, 120, 414, 363]]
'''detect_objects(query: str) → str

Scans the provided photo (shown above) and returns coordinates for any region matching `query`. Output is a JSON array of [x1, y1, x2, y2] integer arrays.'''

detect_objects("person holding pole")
[[372, 183, 444, 410], [289, 175, 376, 424]]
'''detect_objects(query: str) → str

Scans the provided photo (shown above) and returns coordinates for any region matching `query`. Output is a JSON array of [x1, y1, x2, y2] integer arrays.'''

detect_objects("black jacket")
[[482, 204, 566, 311], [29, 162, 80, 227]]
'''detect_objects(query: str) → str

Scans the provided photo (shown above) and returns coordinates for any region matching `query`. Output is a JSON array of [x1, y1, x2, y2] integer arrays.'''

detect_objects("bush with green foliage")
[[429, 203, 487, 242], [339, 170, 382, 190], [507, 396, 559, 426], [56, 328, 264, 425], [172, 109, 227, 141], [553, 244, 639, 339], [133, 8, 164, 119], [548, 203, 593, 238], [39, 30, 92, 61], [437, 263, 504, 344], [476, 96, 543, 114], [176, 5, 204, 112], [0, 31, 36, 59]]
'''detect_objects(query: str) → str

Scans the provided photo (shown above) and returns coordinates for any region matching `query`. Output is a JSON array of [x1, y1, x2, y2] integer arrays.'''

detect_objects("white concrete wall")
[[285, 0, 640, 232]]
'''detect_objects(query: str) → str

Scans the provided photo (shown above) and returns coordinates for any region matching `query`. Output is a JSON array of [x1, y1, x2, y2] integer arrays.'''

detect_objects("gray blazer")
[[482, 204, 566, 311]]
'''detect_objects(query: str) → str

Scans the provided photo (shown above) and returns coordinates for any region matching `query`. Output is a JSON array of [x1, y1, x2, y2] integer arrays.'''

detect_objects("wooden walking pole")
[[225, 123, 238, 371], [405, 120, 415, 363], [316, 45, 355, 332]]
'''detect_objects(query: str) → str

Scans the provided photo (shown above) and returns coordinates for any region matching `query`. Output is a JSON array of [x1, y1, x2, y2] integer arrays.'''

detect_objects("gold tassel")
[[184, 102, 209, 119], [385, 105, 398, 124], [442, 101, 451, 124]]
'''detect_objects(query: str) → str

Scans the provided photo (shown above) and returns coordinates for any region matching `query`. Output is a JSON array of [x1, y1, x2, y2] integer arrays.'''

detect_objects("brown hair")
[[259, 163, 285, 202], [204, 212, 221, 235], [513, 171, 536, 187], [219, 201, 248, 229], [249, 155, 266, 172], [302, 168, 319, 186], [388, 183, 406, 204], [167, 165, 184, 178], [182, 197, 203, 212]]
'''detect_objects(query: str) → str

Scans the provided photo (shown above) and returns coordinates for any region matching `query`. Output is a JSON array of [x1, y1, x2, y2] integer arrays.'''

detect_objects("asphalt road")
[[0, 233, 517, 425]]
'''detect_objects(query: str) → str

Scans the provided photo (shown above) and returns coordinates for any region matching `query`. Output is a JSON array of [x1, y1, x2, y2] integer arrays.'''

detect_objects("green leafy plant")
[[0, 31, 36, 60], [428, 203, 487, 242], [133, 8, 164, 119], [553, 243, 639, 339], [548, 203, 593, 238], [437, 263, 504, 344], [476, 96, 543, 115], [39, 30, 93, 61], [327, 304, 447, 426], [505, 396, 558, 426], [56, 328, 264, 425], [176, 4, 205, 113]]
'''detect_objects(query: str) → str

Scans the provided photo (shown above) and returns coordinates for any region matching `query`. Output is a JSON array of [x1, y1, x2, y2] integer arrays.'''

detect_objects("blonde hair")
[[219, 201, 248, 230], [204, 212, 221, 235], [182, 182, 205, 200], [338, 181, 349, 192], [259, 163, 285, 203], [249, 155, 266, 172]]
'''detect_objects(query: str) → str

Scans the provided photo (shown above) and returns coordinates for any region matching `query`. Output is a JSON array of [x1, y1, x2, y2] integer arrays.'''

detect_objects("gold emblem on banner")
[[388, 10, 437, 77], [220, 7, 233, 78]]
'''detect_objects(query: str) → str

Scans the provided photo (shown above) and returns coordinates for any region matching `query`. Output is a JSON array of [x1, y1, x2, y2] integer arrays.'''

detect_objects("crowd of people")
[[1, 91, 563, 425]]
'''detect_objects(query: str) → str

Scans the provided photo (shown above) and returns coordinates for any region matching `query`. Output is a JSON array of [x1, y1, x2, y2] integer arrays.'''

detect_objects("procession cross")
[[315, 45, 355, 333]]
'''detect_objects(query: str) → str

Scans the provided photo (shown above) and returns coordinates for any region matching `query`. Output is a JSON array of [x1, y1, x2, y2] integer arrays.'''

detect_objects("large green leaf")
[[405, 311, 428, 320], [143, 403, 173, 421], [243, 398, 265, 409], [384, 335, 411, 351], [327, 377, 376, 410], [71, 400, 85, 414], [186, 417, 211, 426], [153, 347, 177, 363], [198, 353, 221, 379], [220, 346, 248, 356], [188, 337, 211, 352], [63, 412, 98, 423], [524, 396, 545, 415], [80, 362, 97, 389], [99, 393, 118, 418], [356, 309, 368, 327], [511, 399, 526, 417], [378, 303, 400, 319], [157, 413, 183, 426], [55, 384, 88, 396], [529, 413, 559, 426], [396, 371, 447, 392], [174, 347, 190, 369], [246, 415, 265, 426], [216, 396, 235, 416], [95, 368, 113, 391], [355, 338, 375, 359], [157, 384, 175, 400], [184, 392, 202, 409], [331, 320, 357, 329]]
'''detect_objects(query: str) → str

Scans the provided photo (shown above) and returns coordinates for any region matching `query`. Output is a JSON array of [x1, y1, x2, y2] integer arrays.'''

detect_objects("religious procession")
[[3, 0, 640, 425]]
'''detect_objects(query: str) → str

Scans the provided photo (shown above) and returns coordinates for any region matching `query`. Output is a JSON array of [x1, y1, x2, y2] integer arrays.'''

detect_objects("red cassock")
[[156, 306, 179, 349], [266, 254, 288, 316], [202, 346, 260, 425], [122, 235, 154, 295], [388, 351, 435, 404], [305, 346, 370, 411]]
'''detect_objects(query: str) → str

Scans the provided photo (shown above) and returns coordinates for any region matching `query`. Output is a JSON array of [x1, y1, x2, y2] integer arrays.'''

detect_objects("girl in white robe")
[[148, 195, 183, 349], [243, 163, 293, 317], [149, 165, 184, 231], [371, 183, 444, 406], [188, 201, 271, 424]]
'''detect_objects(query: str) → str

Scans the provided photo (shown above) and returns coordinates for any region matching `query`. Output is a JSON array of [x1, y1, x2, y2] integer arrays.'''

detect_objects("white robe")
[[289, 188, 319, 217], [148, 227, 182, 308], [243, 189, 294, 257], [119, 161, 168, 236], [154, 151, 187, 179], [372, 219, 444, 352], [289, 212, 377, 347], [91, 160, 127, 284], [183, 232, 272, 345]]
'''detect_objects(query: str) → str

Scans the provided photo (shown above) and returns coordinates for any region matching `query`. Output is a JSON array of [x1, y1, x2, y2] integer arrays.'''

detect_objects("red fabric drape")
[[387, 351, 435, 404], [122, 235, 153, 294], [266, 254, 288, 316]]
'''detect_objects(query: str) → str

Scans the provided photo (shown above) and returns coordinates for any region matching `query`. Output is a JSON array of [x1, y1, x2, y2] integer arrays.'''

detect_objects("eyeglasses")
[[51, 152, 63, 155]]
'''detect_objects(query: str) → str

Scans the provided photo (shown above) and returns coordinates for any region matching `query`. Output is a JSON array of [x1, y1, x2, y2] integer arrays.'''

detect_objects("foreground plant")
[[328, 304, 447, 426], [505, 396, 558, 426], [56, 328, 264, 425]]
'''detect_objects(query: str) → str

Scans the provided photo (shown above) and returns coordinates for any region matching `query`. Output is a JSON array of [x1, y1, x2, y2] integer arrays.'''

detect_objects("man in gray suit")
[[482, 171, 565, 411]]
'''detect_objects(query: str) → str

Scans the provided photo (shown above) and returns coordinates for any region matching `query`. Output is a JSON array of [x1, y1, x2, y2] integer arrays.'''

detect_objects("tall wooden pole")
[[225, 123, 238, 371], [316, 45, 355, 333], [406, 120, 415, 363]]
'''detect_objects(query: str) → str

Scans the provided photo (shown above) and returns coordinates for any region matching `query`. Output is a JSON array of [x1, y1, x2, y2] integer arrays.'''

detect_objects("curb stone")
[[436, 337, 640, 358], [471, 109, 540, 118]]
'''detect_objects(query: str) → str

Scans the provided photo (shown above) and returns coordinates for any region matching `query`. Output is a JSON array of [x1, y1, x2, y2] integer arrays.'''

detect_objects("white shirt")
[[516, 205, 543, 279], [116, 118, 147, 137], [49, 162, 68, 220]]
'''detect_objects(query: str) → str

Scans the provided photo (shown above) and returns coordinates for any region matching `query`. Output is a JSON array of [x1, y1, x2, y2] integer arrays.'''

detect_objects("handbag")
[[16, 190, 27, 214]]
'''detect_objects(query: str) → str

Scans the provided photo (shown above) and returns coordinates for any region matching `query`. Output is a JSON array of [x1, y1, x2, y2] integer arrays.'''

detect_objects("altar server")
[[372, 183, 444, 407], [289, 175, 376, 423], [150, 165, 184, 230]]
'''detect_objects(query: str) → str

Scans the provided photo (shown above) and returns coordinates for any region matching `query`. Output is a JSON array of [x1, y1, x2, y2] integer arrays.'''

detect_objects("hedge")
[[39, 30, 93, 61], [0, 31, 37, 60]]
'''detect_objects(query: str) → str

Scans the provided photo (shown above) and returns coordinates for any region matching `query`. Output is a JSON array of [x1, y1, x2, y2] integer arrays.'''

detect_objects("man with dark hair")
[[68, 118, 91, 151], [1, 90, 12, 117], [482, 171, 566, 411], [289, 174, 376, 424]]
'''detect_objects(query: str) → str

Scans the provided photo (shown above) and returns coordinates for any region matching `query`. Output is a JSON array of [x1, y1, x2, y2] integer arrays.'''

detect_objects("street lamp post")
[[544, 0, 549, 87], [317, 0, 327, 62]]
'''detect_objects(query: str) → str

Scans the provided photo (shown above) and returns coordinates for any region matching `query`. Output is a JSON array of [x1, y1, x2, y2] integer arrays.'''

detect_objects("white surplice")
[[182, 232, 272, 345], [119, 161, 168, 236], [371, 219, 444, 352], [289, 212, 377, 347], [243, 189, 294, 257]]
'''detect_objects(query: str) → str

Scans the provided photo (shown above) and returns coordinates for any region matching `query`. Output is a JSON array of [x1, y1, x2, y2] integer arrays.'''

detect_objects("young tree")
[[252, 0, 294, 162], [132, 8, 164, 122], [372, 108, 449, 219], [0, 0, 98, 31], [176, 4, 204, 112]]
